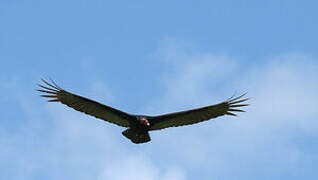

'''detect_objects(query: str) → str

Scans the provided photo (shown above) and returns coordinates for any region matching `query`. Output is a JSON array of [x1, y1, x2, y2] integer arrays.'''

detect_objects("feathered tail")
[[122, 129, 151, 144]]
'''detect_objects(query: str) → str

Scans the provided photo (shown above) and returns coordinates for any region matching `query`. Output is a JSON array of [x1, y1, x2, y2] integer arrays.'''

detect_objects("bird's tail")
[[122, 128, 151, 144]]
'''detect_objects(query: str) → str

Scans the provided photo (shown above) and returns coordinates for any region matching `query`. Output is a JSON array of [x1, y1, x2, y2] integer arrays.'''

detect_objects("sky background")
[[1, 0, 318, 179]]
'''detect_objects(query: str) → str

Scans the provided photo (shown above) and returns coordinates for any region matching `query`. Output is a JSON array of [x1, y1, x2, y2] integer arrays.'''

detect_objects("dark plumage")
[[37, 79, 249, 144]]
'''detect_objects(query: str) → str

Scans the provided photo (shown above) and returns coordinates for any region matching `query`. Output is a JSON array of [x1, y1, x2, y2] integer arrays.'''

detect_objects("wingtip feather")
[[37, 84, 58, 92], [48, 99, 59, 102], [40, 95, 57, 98], [228, 109, 245, 112], [41, 78, 60, 90], [225, 112, 237, 116], [49, 78, 62, 90], [230, 104, 249, 108], [229, 92, 247, 102], [230, 98, 249, 105], [36, 89, 56, 94]]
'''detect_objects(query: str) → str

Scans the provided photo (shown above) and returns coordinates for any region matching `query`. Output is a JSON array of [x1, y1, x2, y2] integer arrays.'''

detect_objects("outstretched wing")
[[37, 79, 131, 127], [149, 94, 249, 130]]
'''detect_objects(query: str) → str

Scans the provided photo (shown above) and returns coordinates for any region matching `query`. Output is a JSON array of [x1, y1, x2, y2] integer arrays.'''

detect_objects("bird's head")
[[140, 117, 150, 127]]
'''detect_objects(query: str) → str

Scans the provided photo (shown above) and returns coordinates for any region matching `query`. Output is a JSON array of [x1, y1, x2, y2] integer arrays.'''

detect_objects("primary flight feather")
[[37, 79, 249, 144]]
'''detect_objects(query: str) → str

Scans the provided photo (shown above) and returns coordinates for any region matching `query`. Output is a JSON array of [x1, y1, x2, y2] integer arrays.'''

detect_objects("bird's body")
[[122, 116, 152, 143], [37, 79, 249, 144]]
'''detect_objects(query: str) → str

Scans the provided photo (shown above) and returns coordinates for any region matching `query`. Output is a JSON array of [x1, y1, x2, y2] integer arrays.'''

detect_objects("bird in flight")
[[37, 79, 249, 144]]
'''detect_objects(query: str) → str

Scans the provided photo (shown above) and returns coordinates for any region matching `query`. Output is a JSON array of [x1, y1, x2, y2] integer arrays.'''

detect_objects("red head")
[[140, 117, 150, 127]]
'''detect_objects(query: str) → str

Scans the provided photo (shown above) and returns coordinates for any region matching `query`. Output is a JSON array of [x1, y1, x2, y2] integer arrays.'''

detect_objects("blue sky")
[[1, 0, 318, 179]]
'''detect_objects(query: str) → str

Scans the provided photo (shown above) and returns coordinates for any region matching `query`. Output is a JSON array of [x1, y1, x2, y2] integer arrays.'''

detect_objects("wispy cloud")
[[98, 155, 186, 180], [146, 39, 318, 179], [1, 39, 317, 180], [0, 77, 186, 180]]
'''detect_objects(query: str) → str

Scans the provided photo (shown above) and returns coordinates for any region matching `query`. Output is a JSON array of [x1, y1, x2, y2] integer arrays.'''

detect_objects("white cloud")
[[98, 155, 186, 180], [145, 40, 318, 179], [1, 39, 318, 180], [98, 155, 159, 180], [0, 77, 187, 180]]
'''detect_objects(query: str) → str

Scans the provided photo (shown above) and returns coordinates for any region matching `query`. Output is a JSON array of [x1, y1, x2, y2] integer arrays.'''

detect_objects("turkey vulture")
[[37, 79, 249, 144]]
